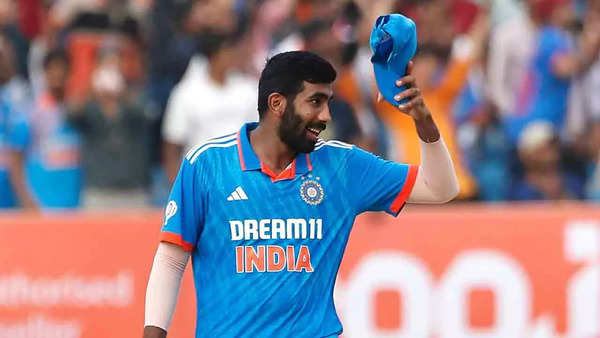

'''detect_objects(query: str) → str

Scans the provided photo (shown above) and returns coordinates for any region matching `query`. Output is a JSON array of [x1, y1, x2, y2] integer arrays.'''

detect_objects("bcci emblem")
[[300, 177, 324, 205]]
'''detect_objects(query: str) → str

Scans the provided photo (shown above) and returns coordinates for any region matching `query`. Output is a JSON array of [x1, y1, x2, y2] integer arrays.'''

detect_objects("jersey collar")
[[237, 122, 313, 181]]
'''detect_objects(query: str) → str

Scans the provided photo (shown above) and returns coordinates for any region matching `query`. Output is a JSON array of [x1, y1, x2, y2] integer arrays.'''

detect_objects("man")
[[504, 0, 600, 142], [144, 51, 459, 337], [0, 33, 32, 209], [511, 121, 584, 200], [68, 52, 149, 209], [161, 30, 257, 183], [11, 49, 82, 209]]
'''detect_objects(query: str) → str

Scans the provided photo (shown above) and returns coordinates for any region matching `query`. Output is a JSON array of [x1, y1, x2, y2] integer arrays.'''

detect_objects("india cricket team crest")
[[300, 176, 324, 205]]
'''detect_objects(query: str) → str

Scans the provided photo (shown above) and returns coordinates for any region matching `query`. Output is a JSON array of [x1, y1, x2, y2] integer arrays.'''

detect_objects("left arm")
[[552, 23, 600, 78], [386, 61, 460, 203]]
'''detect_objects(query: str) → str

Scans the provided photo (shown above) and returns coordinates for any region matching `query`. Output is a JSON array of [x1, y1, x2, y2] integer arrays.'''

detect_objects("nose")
[[320, 102, 332, 123]]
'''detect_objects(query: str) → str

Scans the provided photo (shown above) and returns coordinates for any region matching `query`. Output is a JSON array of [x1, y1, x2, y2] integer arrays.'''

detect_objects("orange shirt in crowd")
[[376, 59, 477, 199]]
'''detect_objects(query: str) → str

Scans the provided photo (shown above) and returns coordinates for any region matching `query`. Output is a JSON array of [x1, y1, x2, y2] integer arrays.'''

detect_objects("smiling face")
[[277, 81, 333, 153]]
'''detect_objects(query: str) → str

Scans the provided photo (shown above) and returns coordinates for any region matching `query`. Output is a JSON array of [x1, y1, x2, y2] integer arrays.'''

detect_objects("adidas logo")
[[227, 186, 248, 201]]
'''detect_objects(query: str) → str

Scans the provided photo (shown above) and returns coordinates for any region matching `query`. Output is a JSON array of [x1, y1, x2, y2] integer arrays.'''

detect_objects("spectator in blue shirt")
[[0, 33, 34, 210], [505, 0, 600, 143], [11, 49, 82, 210]]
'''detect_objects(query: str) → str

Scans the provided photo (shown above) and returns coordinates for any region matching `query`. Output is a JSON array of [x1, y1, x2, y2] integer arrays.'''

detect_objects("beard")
[[277, 103, 324, 153]]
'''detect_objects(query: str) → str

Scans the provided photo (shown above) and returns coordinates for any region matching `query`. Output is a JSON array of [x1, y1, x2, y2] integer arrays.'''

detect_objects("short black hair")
[[257, 51, 336, 119], [197, 13, 249, 58], [198, 30, 245, 58], [43, 48, 70, 70]]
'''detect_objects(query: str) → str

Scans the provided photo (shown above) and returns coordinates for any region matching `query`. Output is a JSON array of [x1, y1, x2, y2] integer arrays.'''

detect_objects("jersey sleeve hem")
[[388, 165, 419, 216], [160, 231, 195, 252]]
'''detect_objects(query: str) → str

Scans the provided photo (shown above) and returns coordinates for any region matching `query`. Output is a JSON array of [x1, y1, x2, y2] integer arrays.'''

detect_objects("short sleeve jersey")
[[17, 93, 82, 208], [0, 99, 21, 207], [161, 122, 418, 337]]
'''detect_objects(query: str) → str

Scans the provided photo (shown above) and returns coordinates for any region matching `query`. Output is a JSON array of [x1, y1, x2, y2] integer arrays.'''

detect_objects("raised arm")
[[381, 61, 459, 203], [552, 21, 600, 78], [143, 242, 190, 338]]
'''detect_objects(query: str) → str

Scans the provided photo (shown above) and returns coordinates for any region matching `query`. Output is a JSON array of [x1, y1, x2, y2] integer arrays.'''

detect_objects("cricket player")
[[143, 51, 459, 337]]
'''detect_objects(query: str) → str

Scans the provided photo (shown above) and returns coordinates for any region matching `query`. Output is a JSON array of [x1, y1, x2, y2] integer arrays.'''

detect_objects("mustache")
[[306, 122, 327, 131]]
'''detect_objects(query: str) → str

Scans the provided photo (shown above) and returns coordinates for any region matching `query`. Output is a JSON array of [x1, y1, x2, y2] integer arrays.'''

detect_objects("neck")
[[208, 60, 227, 85], [50, 88, 65, 102], [249, 122, 296, 173], [99, 98, 119, 118]]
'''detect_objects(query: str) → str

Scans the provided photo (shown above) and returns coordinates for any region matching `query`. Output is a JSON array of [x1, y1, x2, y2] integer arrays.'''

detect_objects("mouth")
[[305, 124, 326, 141], [306, 126, 322, 137]]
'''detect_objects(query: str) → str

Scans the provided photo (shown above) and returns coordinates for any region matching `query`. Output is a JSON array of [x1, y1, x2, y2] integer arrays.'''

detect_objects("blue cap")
[[370, 14, 417, 105]]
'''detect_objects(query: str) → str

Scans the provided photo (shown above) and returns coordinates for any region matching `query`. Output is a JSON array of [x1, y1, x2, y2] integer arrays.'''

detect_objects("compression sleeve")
[[408, 138, 460, 203], [144, 242, 190, 331]]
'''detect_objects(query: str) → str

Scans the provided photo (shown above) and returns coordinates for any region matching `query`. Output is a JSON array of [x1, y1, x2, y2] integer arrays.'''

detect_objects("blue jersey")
[[161, 122, 418, 337], [0, 99, 19, 208], [16, 93, 82, 209], [507, 26, 572, 142]]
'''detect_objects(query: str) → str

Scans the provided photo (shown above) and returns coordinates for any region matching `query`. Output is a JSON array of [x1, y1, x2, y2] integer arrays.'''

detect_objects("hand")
[[143, 326, 167, 338], [580, 21, 600, 55], [22, 201, 40, 214], [377, 61, 432, 120]]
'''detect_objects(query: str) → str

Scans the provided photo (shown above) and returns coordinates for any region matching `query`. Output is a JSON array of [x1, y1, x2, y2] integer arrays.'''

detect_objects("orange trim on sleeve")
[[389, 165, 419, 213], [160, 231, 194, 252]]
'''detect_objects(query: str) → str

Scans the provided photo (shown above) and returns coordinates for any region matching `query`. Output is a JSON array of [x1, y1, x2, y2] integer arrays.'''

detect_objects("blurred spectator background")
[[0, 0, 599, 211]]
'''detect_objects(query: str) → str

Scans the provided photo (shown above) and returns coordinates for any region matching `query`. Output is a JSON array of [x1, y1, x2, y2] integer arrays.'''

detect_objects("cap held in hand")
[[370, 14, 417, 106]]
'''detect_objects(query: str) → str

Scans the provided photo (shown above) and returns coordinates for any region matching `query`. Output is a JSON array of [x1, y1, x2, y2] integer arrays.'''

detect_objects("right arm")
[[388, 64, 459, 203], [144, 242, 190, 338], [551, 22, 600, 78], [7, 114, 37, 211], [7, 149, 38, 211], [145, 154, 203, 337]]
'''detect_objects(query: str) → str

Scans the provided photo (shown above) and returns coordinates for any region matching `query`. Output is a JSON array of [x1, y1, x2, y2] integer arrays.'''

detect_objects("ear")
[[267, 93, 287, 118]]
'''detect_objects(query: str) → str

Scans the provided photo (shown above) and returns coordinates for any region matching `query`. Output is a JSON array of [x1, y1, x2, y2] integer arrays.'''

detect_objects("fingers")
[[398, 95, 424, 112], [396, 74, 416, 89], [393, 87, 420, 103], [405, 60, 414, 76]]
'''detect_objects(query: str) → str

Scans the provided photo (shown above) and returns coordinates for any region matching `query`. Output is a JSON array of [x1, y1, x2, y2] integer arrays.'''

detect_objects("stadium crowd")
[[0, 0, 599, 211]]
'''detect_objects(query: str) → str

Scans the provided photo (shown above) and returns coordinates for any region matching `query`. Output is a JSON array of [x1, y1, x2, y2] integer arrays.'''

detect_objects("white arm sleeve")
[[408, 138, 460, 203], [144, 242, 190, 331]]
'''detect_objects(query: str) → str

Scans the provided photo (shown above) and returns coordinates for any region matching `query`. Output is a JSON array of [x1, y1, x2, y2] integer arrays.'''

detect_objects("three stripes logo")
[[227, 186, 248, 201]]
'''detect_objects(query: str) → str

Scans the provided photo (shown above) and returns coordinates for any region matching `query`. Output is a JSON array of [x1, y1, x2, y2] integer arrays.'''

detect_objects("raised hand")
[[378, 61, 432, 121]]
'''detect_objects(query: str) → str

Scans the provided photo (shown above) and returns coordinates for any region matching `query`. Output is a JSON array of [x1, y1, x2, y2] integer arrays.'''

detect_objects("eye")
[[310, 98, 320, 105]]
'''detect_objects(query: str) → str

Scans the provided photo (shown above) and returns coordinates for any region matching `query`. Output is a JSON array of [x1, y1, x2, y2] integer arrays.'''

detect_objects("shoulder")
[[315, 140, 394, 165], [230, 74, 258, 99], [314, 139, 354, 152], [183, 132, 239, 165], [168, 74, 207, 105], [538, 27, 569, 48], [311, 139, 356, 162]]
